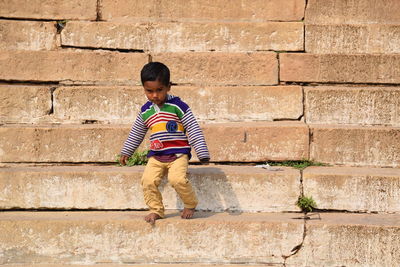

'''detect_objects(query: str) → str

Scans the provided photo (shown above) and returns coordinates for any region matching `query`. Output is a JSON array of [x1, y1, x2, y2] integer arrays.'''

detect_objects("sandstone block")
[[303, 166, 400, 213], [310, 125, 400, 167], [0, 125, 133, 163], [306, 0, 400, 24], [0, 51, 148, 84], [0, 85, 52, 123], [153, 52, 278, 85], [61, 21, 150, 51], [53, 86, 144, 123], [201, 122, 309, 162], [0, 0, 97, 20], [305, 86, 400, 126], [174, 86, 303, 121], [287, 213, 400, 266], [280, 54, 400, 84], [0, 122, 309, 162], [53, 85, 303, 123], [306, 24, 400, 54], [102, 0, 305, 22], [0, 165, 300, 212], [0, 21, 57, 51], [62, 21, 304, 52], [0, 211, 304, 264]]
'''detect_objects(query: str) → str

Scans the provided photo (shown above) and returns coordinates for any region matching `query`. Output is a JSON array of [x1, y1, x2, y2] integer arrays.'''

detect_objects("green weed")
[[296, 196, 317, 213], [266, 160, 326, 170], [116, 150, 149, 166]]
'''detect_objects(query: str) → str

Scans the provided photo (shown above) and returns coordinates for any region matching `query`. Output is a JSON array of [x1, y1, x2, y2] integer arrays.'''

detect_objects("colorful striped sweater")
[[121, 95, 210, 160]]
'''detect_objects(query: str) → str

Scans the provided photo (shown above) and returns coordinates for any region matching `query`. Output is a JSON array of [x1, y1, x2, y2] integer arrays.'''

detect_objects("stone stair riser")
[[0, 166, 300, 212], [0, 122, 309, 162]]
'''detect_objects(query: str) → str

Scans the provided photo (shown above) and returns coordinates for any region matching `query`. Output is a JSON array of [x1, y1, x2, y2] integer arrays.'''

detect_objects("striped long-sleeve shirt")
[[121, 95, 210, 160]]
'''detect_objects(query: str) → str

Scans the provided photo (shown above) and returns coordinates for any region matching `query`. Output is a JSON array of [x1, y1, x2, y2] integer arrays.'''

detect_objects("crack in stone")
[[0, 80, 59, 85], [48, 87, 57, 115], [0, 17, 54, 22], [96, 0, 103, 21], [61, 45, 145, 53], [282, 168, 307, 266], [282, 217, 308, 266]]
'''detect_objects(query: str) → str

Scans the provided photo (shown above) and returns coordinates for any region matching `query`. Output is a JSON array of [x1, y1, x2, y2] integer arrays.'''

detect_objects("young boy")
[[119, 62, 210, 224]]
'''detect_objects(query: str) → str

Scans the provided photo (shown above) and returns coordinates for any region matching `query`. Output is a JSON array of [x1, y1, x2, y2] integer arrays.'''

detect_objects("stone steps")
[[1, 165, 399, 214], [0, 122, 309, 163], [2, 123, 400, 167], [0, 0, 399, 266], [4, 84, 400, 127], [0, 85, 303, 124], [0, 211, 398, 266], [0, 165, 300, 212]]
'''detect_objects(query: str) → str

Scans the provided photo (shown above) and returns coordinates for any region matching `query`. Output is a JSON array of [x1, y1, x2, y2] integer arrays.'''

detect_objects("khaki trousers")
[[141, 154, 198, 218]]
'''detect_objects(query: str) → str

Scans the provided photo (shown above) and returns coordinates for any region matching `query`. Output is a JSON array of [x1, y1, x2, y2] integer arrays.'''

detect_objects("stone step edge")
[[1, 210, 399, 227]]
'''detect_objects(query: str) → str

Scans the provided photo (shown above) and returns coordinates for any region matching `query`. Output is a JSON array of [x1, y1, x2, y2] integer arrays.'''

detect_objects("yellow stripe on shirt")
[[150, 122, 184, 133]]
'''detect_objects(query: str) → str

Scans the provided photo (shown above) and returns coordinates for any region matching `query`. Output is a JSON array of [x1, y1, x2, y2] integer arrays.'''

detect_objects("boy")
[[119, 62, 210, 224]]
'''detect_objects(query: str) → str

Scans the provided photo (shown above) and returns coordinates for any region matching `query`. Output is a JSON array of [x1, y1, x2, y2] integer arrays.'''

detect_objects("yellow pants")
[[141, 154, 198, 218]]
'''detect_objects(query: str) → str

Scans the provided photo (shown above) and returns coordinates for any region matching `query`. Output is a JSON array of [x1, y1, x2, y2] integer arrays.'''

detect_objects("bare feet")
[[181, 208, 195, 219], [144, 213, 162, 225]]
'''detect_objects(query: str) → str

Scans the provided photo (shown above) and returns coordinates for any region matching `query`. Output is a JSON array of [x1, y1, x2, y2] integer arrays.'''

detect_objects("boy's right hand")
[[119, 155, 129, 166]]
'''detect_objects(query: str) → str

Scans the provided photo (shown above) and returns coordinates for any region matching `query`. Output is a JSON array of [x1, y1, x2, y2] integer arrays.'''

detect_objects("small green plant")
[[116, 150, 149, 166], [296, 195, 317, 213], [266, 160, 326, 170]]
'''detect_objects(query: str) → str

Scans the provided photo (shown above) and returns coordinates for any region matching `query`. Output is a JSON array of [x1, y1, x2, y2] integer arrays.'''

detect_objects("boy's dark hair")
[[140, 62, 170, 86]]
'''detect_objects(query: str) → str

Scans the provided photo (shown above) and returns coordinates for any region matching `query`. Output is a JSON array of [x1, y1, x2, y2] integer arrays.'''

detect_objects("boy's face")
[[143, 80, 170, 106]]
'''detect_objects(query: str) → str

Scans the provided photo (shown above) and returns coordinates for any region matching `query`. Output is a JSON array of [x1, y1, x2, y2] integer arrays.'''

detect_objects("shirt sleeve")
[[181, 108, 210, 160], [120, 114, 148, 157]]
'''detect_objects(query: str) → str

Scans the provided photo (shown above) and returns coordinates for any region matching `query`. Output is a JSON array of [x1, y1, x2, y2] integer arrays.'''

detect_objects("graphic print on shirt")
[[150, 139, 163, 150], [166, 120, 178, 133]]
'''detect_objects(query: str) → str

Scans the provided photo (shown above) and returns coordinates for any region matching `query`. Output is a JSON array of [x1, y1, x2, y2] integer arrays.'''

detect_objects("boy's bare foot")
[[144, 213, 162, 225], [181, 208, 195, 219]]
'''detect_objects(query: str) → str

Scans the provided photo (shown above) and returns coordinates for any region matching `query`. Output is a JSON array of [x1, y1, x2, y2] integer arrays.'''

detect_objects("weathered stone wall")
[[1, 0, 398, 167]]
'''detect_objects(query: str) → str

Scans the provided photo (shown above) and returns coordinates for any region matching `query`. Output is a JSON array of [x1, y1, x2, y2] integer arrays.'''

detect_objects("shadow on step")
[[161, 167, 243, 217]]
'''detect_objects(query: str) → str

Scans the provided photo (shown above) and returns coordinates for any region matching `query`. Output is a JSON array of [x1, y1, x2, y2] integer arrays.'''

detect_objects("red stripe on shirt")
[[156, 140, 190, 149]]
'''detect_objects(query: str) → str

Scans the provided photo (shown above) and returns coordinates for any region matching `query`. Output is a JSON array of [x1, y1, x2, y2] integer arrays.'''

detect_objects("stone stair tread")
[[1, 210, 399, 226], [1, 211, 399, 265]]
